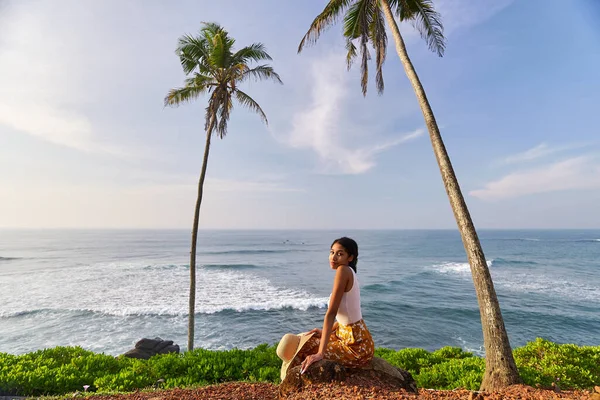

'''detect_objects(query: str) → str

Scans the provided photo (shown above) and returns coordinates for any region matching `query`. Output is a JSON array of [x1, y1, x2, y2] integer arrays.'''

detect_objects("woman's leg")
[[324, 320, 375, 368], [292, 321, 375, 369], [290, 335, 321, 369]]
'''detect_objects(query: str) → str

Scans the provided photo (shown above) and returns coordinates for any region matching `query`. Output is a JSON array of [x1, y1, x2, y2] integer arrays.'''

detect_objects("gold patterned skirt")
[[295, 319, 375, 368]]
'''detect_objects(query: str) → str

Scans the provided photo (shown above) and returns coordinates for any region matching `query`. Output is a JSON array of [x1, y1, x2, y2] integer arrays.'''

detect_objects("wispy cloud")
[[434, 0, 516, 35], [0, 102, 129, 156], [470, 156, 600, 201], [0, 176, 301, 229], [501, 142, 593, 165], [400, 0, 516, 40], [0, 2, 130, 156], [285, 55, 422, 175], [347, 129, 425, 173], [113, 170, 302, 193]]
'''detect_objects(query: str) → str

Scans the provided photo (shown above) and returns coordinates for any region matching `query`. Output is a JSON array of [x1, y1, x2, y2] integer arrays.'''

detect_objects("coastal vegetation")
[[0, 339, 597, 397]]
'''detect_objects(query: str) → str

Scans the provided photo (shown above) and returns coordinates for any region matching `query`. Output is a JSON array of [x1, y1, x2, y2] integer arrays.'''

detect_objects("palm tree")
[[165, 22, 282, 352], [299, 0, 521, 391]]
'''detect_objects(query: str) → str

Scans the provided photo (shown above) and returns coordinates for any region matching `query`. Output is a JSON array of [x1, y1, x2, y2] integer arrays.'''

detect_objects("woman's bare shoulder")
[[334, 265, 353, 280]]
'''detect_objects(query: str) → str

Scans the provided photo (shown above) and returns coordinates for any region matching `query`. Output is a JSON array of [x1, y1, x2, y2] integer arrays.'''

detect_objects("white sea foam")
[[453, 336, 484, 357], [430, 260, 493, 276], [573, 238, 600, 243], [497, 275, 600, 302], [0, 261, 327, 319], [429, 260, 600, 303]]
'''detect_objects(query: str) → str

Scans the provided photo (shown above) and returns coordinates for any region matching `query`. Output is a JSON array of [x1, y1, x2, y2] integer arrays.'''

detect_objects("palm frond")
[[232, 43, 273, 64], [359, 36, 370, 96], [298, 0, 353, 52], [177, 35, 223, 77], [345, 38, 357, 70], [186, 73, 217, 91], [199, 22, 224, 34], [164, 85, 208, 107], [199, 22, 230, 47], [204, 96, 219, 133], [343, 0, 373, 40], [205, 88, 231, 138], [343, 0, 376, 96], [394, 0, 445, 56], [176, 34, 209, 74], [369, 4, 387, 94], [216, 92, 233, 138], [239, 65, 283, 84], [207, 28, 234, 69], [205, 89, 225, 133], [234, 89, 268, 125], [178, 52, 200, 75], [167, 22, 278, 136]]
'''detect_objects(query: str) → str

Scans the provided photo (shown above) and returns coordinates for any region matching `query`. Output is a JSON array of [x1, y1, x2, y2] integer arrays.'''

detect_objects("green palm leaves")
[[299, 0, 445, 96], [165, 23, 281, 138]]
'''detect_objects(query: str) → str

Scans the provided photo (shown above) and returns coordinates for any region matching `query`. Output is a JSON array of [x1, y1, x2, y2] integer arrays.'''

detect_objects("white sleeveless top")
[[329, 267, 362, 325]]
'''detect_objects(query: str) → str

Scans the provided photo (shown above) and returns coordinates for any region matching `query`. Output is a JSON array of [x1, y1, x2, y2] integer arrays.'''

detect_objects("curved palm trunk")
[[380, 0, 521, 391], [188, 117, 215, 352]]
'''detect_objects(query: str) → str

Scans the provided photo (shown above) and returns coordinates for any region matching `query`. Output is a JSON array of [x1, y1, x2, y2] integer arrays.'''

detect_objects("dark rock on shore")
[[121, 337, 180, 360]]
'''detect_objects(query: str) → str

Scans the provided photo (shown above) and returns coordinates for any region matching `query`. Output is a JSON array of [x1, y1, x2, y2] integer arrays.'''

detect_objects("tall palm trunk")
[[380, 0, 521, 391], [188, 116, 215, 352]]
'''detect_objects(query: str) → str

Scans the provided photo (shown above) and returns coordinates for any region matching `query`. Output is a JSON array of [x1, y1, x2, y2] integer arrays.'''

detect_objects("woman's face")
[[329, 242, 354, 269]]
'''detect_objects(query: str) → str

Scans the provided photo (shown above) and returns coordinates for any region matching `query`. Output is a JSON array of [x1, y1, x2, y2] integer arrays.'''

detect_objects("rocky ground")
[[86, 382, 599, 400]]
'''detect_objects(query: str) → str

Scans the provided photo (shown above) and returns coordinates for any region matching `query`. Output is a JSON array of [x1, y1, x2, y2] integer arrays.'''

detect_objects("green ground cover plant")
[[1, 339, 597, 397]]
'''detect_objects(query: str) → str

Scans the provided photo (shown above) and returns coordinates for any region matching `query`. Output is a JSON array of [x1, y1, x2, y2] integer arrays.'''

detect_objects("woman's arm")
[[301, 267, 349, 373], [307, 321, 338, 338]]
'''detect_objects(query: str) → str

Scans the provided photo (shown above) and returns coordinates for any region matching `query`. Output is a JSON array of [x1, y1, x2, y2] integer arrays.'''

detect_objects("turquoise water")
[[0, 229, 598, 356]]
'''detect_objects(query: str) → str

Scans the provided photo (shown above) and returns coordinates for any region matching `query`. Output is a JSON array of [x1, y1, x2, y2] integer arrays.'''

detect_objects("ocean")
[[0, 229, 598, 357]]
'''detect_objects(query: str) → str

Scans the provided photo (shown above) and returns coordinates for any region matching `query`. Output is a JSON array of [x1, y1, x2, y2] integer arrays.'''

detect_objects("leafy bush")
[[513, 338, 600, 389], [415, 356, 484, 390], [376, 345, 482, 390], [93, 358, 156, 393], [376, 338, 599, 391], [432, 346, 474, 360], [0, 345, 282, 396], [0, 346, 122, 395], [376, 347, 438, 375], [376, 346, 474, 376], [0, 339, 598, 396]]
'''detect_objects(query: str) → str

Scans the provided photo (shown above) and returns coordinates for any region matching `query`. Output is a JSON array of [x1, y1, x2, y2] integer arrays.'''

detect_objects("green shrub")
[[93, 358, 156, 393], [432, 346, 474, 360], [416, 356, 484, 390], [0, 346, 110, 395], [376, 346, 481, 390], [376, 347, 440, 375], [377, 339, 599, 391], [376, 346, 474, 376], [0, 339, 598, 396], [514, 338, 600, 389]]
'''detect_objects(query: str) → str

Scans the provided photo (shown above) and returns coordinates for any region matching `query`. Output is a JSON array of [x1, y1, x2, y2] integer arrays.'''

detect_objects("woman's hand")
[[300, 352, 323, 374], [307, 328, 322, 338]]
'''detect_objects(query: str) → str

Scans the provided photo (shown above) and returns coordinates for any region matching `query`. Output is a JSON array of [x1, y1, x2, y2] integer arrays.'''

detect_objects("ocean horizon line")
[[0, 227, 599, 232]]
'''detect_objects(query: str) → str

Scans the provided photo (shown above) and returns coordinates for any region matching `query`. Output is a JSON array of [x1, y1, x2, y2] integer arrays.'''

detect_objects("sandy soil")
[[86, 382, 598, 400]]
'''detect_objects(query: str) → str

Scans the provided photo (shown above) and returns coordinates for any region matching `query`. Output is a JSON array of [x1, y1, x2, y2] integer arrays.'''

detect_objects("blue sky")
[[1, 0, 599, 229]]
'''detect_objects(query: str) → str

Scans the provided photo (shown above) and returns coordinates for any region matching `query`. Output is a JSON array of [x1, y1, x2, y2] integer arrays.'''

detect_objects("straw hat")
[[276, 332, 315, 381]]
